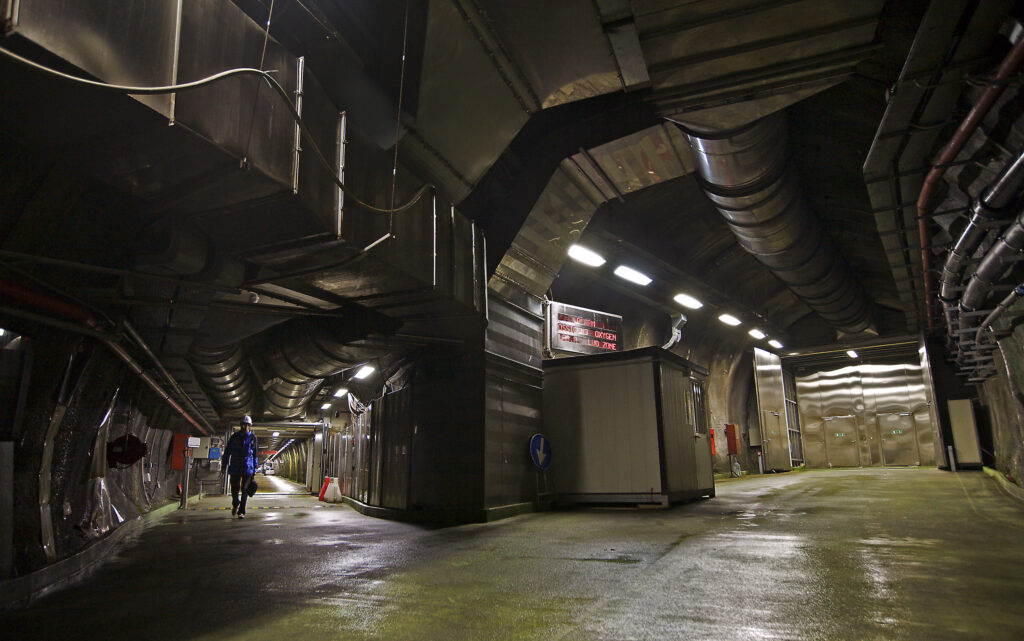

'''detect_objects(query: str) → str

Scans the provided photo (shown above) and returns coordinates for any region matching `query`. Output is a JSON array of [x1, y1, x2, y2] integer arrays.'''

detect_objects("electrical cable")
[[0, 46, 432, 214]]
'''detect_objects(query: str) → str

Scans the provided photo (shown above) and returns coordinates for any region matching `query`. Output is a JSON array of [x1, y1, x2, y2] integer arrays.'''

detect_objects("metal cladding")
[[683, 114, 873, 334], [187, 344, 255, 416]]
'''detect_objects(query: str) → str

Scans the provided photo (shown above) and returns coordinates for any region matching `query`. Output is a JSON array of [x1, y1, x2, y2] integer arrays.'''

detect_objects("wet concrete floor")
[[4, 468, 1023, 640]]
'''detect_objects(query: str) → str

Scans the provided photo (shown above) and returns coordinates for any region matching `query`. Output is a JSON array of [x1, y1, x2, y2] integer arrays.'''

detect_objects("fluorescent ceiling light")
[[768, 339, 784, 349], [748, 329, 766, 340], [272, 431, 280, 437], [567, 244, 605, 267], [613, 265, 652, 286], [321, 403, 332, 410], [354, 365, 375, 379], [333, 387, 348, 397], [718, 314, 742, 326], [673, 293, 703, 309], [847, 350, 859, 359]]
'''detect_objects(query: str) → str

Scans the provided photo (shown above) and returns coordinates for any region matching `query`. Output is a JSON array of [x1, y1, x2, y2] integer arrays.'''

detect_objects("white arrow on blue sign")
[[530, 433, 551, 471]]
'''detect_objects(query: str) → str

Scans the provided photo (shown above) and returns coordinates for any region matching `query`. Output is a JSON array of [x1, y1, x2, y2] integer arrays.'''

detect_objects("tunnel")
[[2, 1, 1024, 639]]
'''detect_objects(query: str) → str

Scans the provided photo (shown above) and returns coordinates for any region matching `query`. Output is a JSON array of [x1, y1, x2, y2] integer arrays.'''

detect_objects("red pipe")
[[1, 280, 95, 325], [917, 35, 1024, 332], [1, 279, 209, 435]]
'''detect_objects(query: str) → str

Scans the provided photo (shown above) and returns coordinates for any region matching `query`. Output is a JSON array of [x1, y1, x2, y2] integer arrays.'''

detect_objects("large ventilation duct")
[[187, 344, 256, 417], [260, 317, 395, 418], [682, 114, 873, 335]]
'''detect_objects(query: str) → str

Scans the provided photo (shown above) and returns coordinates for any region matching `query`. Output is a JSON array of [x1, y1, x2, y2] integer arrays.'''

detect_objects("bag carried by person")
[[247, 479, 258, 497]]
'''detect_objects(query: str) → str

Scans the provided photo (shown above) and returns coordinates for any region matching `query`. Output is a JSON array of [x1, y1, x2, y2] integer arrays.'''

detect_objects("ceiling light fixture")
[[847, 350, 859, 359], [613, 265, 652, 286], [748, 329, 766, 340], [768, 339, 784, 349], [673, 293, 703, 309], [718, 314, 742, 326], [354, 365, 375, 379], [320, 402, 331, 410], [272, 431, 280, 437], [567, 244, 606, 267], [333, 387, 348, 397]]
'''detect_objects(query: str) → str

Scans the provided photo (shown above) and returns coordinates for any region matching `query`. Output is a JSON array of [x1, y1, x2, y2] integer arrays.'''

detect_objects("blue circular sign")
[[530, 433, 551, 471]]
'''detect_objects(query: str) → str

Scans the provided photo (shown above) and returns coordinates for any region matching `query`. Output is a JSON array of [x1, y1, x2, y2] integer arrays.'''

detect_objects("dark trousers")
[[229, 474, 252, 514]]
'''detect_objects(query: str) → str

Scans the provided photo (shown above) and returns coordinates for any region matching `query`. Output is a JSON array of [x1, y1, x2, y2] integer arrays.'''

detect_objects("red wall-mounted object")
[[171, 433, 188, 471], [709, 429, 716, 456], [725, 424, 739, 455]]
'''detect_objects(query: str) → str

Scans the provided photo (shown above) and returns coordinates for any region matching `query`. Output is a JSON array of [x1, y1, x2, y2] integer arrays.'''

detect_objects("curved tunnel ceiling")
[[6, 0, 1015, 433]]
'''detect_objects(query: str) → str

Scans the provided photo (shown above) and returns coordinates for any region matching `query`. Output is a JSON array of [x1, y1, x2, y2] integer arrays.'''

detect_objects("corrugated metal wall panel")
[[485, 294, 544, 369], [484, 293, 545, 508], [374, 387, 414, 510], [484, 355, 543, 507], [659, 365, 697, 494], [544, 360, 662, 495]]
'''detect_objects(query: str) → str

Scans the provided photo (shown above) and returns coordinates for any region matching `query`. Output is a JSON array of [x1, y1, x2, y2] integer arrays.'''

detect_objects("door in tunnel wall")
[[753, 348, 793, 471], [912, 408, 937, 466], [877, 412, 919, 466], [823, 417, 861, 467], [797, 376, 828, 468]]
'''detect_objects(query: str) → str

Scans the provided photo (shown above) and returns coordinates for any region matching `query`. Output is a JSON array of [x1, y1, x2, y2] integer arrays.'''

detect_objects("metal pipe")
[[683, 114, 873, 334], [0, 250, 245, 296], [292, 56, 305, 194], [974, 283, 1024, 345], [122, 320, 215, 433], [336, 111, 347, 239], [961, 217, 1024, 310], [917, 34, 1024, 332], [0, 280, 210, 435], [252, 420, 327, 428], [940, 143, 1024, 303]]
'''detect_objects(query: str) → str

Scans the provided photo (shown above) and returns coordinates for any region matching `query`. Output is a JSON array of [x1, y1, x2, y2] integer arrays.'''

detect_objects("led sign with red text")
[[547, 302, 622, 355]]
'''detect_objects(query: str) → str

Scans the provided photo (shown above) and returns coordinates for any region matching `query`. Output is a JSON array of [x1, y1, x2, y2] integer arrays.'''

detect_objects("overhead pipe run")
[[682, 114, 874, 335], [0, 280, 210, 435], [953, 194, 1024, 363], [940, 143, 1024, 339], [975, 283, 1024, 346], [916, 34, 1024, 333]]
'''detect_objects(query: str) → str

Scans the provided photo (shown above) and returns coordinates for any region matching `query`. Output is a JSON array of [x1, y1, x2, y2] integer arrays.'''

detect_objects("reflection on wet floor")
[[4, 468, 1023, 641]]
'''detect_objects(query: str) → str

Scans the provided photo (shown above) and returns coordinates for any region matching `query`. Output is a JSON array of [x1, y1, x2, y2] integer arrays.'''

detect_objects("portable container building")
[[542, 347, 714, 505]]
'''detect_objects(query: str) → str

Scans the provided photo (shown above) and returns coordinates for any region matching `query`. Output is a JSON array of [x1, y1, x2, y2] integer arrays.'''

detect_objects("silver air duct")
[[187, 344, 256, 416], [261, 319, 389, 418], [682, 114, 873, 334]]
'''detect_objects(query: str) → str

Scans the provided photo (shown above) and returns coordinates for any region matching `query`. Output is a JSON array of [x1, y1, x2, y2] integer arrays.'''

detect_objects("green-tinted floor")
[[4, 468, 1023, 640]]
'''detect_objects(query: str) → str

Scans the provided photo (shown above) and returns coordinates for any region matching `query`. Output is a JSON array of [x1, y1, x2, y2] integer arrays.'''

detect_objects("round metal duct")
[[683, 114, 874, 334]]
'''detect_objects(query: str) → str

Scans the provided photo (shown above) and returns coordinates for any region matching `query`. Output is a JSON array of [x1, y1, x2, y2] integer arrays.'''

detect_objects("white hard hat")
[[241, 415, 253, 425]]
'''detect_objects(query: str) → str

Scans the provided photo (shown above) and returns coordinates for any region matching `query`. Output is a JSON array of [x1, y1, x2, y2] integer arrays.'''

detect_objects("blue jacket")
[[224, 430, 259, 475]]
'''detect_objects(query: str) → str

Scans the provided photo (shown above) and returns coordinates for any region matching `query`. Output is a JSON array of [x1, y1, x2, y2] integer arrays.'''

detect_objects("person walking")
[[223, 415, 259, 518]]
